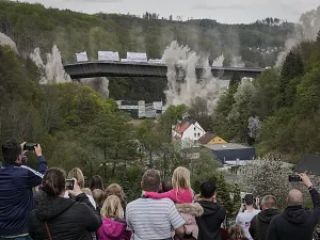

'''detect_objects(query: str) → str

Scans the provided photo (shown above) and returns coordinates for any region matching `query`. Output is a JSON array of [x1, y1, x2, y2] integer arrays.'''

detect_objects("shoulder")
[[20, 165, 43, 177]]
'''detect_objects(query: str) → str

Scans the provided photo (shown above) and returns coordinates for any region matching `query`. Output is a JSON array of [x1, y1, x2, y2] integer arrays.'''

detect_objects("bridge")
[[63, 61, 265, 80]]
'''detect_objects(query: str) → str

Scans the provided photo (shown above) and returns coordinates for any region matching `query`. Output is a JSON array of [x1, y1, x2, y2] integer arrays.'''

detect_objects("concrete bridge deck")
[[64, 61, 265, 80]]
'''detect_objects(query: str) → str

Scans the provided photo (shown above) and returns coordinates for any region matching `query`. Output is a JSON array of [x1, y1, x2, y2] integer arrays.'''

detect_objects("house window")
[[194, 133, 197, 137], [194, 127, 196, 131]]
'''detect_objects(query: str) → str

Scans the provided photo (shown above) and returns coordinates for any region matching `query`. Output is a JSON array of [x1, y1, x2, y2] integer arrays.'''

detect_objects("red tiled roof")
[[175, 121, 192, 135]]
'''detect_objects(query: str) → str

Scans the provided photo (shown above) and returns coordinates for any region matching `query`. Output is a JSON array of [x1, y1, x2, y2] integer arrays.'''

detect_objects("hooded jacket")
[[196, 200, 226, 240], [97, 217, 131, 240], [266, 188, 320, 240], [29, 192, 101, 240], [249, 208, 280, 240], [176, 203, 204, 239]]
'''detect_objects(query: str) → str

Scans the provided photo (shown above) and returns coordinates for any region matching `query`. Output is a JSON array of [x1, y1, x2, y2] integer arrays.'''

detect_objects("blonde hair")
[[67, 167, 85, 188], [81, 188, 93, 196], [101, 195, 124, 219], [172, 166, 191, 190], [105, 183, 126, 203]]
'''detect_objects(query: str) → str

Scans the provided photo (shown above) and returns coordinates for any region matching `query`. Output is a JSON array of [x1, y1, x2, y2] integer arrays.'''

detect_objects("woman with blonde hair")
[[67, 167, 96, 209], [97, 195, 131, 240], [105, 183, 127, 209], [144, 166, 203, 239]]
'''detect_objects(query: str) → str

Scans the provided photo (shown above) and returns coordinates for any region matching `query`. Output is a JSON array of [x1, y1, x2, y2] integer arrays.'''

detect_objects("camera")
[[65, 179, 75, 190], [288, 175, 302, 182], [23, 143, 38, 151]]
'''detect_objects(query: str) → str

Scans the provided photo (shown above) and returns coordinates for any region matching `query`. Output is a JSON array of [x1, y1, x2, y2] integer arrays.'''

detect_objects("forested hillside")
[[0, 0, 294, 67], [213, 35, 320, 161]]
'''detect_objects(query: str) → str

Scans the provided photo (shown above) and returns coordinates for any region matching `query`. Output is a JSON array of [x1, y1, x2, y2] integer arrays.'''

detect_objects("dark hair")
[[160, 177, 173, 193], [244, 194, 254, 205], [42, 168, 66, 197], [200, 181, 216, 198], [1, 139, 21, 164], [90, 175, 104, 191], [141, 169, 161, 192]]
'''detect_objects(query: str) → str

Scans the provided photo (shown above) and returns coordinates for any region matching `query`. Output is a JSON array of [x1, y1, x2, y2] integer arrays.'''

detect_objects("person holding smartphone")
[[266, 173, 320, 240], [29, 168, 101, 240], [0, 140, 47, 240]]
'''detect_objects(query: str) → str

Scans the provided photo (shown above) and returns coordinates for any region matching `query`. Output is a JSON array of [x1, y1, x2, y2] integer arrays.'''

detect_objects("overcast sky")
[[14, 0, 319, 24]]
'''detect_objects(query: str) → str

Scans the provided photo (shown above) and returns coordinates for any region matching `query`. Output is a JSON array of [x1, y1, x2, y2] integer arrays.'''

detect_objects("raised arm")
[[23, 144, 48, 187], [144, 189, 179, 202]]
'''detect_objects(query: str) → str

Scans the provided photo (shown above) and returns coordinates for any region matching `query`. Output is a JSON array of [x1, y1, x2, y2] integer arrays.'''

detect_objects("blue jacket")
[[0, 156, 47, 236]]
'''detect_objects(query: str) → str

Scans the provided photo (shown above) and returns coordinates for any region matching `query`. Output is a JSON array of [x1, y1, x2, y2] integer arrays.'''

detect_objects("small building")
[[98, 51, 120, 61], [126, 52, 148, 63], [75, 51, 88, 62], [203, 143, 255, 164], [116, 100, 145, 118], [198, 132, 227, 145], [172, 120, 206, 148]]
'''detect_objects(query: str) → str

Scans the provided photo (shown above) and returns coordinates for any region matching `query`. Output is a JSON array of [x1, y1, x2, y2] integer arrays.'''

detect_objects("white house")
[[172, 120, 206, 148]]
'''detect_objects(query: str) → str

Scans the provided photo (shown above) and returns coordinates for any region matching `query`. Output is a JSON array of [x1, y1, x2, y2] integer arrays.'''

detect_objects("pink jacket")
[[97, 217, 131, 240], [144, 188, 193, 204]]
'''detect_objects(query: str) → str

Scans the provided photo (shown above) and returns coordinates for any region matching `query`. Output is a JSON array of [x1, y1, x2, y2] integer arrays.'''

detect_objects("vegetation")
[[0, 0, 294, 102], [213, 35, 320, 161]]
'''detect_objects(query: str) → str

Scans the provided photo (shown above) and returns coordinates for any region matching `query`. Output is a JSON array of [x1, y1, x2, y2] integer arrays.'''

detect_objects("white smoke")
[[80, 77, 109, 97], [212, 54, 224, 67], [230, 56, 245, 68], [276, 6, 320, 66], [30, 45, 71, 84], [162, 41, 223, 113], [0, 32, 18, 54]]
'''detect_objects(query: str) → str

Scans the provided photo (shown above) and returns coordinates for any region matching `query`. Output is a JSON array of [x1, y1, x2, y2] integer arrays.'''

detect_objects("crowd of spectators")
[[1, 139, 320, 240]]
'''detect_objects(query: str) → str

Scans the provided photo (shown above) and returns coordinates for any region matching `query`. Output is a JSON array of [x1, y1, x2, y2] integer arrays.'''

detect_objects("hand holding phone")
[[65, 179, 75, 190]]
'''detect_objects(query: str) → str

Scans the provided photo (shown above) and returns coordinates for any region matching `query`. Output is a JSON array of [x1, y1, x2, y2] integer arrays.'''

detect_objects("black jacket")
[[196, 200, 226, 240], [29, 192, 101, 240], [249, 208, 280, 240], [266, 188, 320, 240]]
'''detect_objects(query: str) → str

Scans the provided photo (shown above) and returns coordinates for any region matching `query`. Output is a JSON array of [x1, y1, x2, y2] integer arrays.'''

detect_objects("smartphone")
[[65, 179, 75, 190], [288, 175, 302, 182]]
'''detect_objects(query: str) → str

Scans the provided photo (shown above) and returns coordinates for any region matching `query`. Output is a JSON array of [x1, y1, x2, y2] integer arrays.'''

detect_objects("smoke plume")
[[162, 41, 224, 113], [30, 45, 71, 84], [277, 6, 320, 66]]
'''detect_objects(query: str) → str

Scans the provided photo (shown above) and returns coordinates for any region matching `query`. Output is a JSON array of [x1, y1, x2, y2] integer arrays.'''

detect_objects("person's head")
[[261, 195, 277, 210], [90, 175, 104, 191], [93, 189, 106, 207], [287, 189, 303, 206], [41, 168, 66, 197], [228, 224, 246, 240], [160, 177, 173, 193], [101, 195, 124, 219], [105, 183, 126, 203], [141, 169, 161, 192], [67, 167, 85, 188], [172, 166, 191, 190], [243, 194, 254, 206], [200, 181, 217, 199], [1, 139, 23, 164]]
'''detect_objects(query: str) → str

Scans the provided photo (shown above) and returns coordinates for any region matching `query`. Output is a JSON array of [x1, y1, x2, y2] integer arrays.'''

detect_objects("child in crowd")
[[105, 183, 127, 209], [144, 166, 203, 239], [228, 225, 248, 240], [97, 195, 131, 240]]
